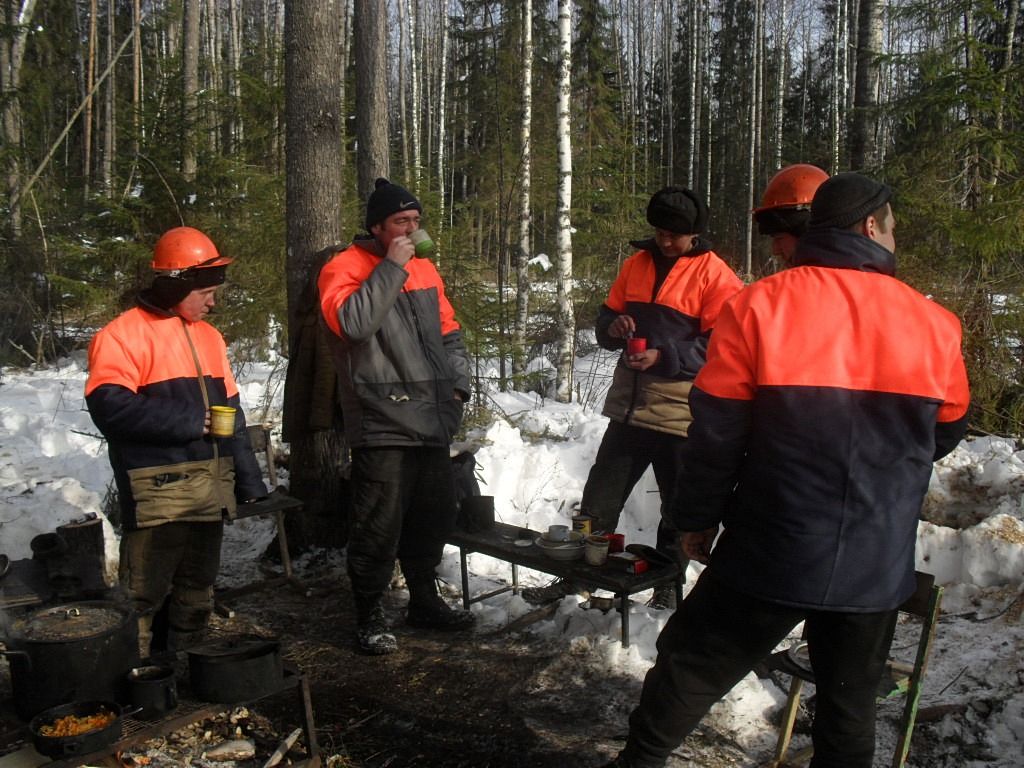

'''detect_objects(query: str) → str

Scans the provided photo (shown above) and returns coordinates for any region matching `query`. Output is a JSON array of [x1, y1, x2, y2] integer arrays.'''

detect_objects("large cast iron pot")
[[1, 601, 140, 720]]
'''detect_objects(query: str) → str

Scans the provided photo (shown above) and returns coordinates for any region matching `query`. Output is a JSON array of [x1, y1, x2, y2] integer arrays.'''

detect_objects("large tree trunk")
[[182, 0, 200, 181], [354, 0, 389, 198], [850, 0, 882, 170], [1, 0, 38, 237], [282, 0, 347, 552], [554, 0, 574, 403], [513, 0, 532, 391]]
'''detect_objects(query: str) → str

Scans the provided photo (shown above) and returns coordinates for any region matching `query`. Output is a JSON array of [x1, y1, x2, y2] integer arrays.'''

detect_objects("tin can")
[[572, 514, 596, 535]]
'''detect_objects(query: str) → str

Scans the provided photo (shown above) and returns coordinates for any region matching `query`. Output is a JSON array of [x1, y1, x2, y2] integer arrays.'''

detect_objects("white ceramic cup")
[[547, 524, 570, 542]]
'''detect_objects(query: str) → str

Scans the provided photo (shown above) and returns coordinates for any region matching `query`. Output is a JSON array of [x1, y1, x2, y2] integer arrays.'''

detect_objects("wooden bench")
[[447, 522, 684, 647]]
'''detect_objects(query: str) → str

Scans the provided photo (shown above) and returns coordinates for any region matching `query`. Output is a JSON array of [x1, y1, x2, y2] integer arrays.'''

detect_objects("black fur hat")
[[646, 187, 708, 234]]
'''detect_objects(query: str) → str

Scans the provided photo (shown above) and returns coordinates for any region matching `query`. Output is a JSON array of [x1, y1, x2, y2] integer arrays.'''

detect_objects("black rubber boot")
[[406, 576, 475, 631]]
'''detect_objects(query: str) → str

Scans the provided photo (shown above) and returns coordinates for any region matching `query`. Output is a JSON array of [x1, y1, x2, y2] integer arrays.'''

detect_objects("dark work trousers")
[[580, 419, 687, 568], [120, 521, 224, 650], [347, 445, 457, 623], [621, 569, 899, 768]]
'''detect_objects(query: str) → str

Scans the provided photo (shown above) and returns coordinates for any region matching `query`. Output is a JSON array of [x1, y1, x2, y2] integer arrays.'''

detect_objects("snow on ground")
[[0, 351, 1021, 766]]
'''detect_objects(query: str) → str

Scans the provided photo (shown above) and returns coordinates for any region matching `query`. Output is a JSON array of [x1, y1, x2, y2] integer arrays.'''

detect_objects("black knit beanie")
[[365, 177, 422, 230], [646, 187, 708, 234], [808, 172, 893, 230]]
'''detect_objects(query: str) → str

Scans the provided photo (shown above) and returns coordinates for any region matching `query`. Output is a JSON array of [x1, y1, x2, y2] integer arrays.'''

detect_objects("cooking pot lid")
[[14, 603, 126, 641], [188, 637, 279, 661]]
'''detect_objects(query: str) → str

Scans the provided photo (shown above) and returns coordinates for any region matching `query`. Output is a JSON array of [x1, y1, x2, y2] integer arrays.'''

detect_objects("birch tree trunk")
[[554, 0, 574, 403], [850, 0, 882, 169], [228, 0, 243, 150], [513, 0, 532, 391], [437, 0, 449, 225], [407, 0, 421, 188], [102, 0, 115, 195], [829, 0, 846, 172], [398, 0, 409, 183], [131, 0, 141, 158], [354, 0, 390, 198], [84, 0, 97, 197], [283, 0, 347, 551], [1, 0, 38, 237], [744, 0, 763, 278], [772, 0, 788, 172], [989, 0, 1018, 192], [182, 0, 200, 181]]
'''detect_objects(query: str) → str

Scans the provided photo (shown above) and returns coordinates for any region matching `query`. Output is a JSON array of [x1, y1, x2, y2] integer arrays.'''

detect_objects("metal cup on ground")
[[127, 664, 178, 720], [209, 406, 237, 437]]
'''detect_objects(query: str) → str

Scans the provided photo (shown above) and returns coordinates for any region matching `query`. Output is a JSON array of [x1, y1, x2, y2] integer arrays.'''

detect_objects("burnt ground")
[[213, 578, 633, 768], [2, 558, 989, 768], [208, 571, 753, 768]]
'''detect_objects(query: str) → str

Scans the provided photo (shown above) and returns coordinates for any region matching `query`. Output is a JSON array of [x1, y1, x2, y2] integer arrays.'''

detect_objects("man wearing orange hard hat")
[[753, 164, 829, 266], [85, 226, 266, 658]]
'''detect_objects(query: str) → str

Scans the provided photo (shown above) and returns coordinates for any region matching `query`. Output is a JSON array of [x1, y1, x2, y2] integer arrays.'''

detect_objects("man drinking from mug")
[[319, 178, 474, 656]]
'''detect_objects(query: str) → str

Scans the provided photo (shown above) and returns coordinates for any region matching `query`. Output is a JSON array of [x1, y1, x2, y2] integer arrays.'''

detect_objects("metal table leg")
[[617, 592, 630, 647], [459, 548, 471, 610]]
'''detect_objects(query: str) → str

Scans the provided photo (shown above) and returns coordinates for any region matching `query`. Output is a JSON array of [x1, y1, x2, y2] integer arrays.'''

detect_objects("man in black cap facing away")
[[603, 173, 970, 767], [525, 187, 742, 608], [318, 178, 474, 655]]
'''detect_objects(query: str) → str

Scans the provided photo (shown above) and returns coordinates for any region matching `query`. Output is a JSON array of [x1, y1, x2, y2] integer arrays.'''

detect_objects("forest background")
[[1, 0, 1022, 438]]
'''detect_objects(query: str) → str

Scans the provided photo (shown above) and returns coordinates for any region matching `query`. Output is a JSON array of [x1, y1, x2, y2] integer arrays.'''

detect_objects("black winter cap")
[[646, 186, 708, 234], [808, 172, 893, 230], [365, 177, 422, 230]]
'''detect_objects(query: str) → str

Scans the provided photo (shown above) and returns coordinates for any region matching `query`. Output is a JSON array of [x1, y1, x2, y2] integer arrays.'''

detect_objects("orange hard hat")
[[754, 164, 829, 214], [151, 227, 233, 273]]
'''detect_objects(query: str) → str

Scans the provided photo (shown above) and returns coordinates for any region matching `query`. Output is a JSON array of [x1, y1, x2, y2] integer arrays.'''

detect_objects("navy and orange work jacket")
[[597, 237, 743, 437], [85, 300, 265, 531], [671, 228, 970, 612]]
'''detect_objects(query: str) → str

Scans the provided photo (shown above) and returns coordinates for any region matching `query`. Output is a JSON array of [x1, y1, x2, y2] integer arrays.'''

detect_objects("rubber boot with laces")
[[406, 576, 475, 630], [521, 577, 589, 605], [357, 604, 398, 655]]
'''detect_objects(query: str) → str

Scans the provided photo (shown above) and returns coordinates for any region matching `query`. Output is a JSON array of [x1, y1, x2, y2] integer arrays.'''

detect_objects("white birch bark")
[[437, 0, 450, 225], [406, 0, 421, 188], [182, 0, 200, 181], [102, 0, 115, 194], [554, 0, 574, 403], [513, 0, 532, 389], [0, 0, 38, 235], [84, 0, 97, 196]]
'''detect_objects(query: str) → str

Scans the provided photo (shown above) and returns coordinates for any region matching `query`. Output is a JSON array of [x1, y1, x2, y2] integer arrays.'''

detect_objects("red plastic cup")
[[627, 337, 647, 356], [606, 533, 626, 553]]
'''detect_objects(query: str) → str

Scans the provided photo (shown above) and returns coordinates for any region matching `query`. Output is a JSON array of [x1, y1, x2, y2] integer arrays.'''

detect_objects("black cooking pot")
[[188, 637, 282, 703], [28, 699, 136, 759], [1, 601, 140, 720]]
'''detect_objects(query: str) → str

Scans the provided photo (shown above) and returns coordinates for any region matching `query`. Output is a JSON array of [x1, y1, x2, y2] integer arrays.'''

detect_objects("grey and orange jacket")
[[672, 228, 970, 612], [597, 237, 743, 436], [85, 299, 266, 531], [318, 236, 471, 449]]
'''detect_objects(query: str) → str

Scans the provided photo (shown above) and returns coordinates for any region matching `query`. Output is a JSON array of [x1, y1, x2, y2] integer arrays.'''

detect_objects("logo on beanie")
[[400, 201, 417, 209]]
